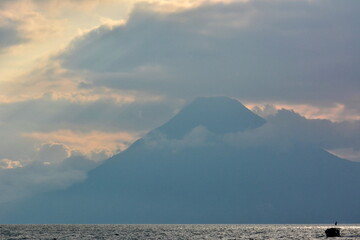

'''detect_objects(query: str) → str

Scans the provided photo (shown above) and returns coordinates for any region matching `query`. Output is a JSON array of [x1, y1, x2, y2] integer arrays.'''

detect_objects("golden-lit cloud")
[[0, 0, 132, 86], [24, 130, 141, 159], [246, 102, 360, 122], [134, 0, 248, 13], [0, 58, 140, 104], [0, 159, 23, 169], [0, 0, 65, 47], [272, 103, 355, 122]]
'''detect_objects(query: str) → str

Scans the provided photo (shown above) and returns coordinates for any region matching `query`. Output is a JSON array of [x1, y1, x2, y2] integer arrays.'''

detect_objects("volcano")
[[3, 97, 360, 223]]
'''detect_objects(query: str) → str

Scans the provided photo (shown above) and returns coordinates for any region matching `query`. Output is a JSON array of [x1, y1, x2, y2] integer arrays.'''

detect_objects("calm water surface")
[[1, 224, 360, 240]]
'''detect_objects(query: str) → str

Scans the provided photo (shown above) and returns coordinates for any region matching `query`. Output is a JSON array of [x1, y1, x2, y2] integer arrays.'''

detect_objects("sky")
[[0, 0, 360, 203]]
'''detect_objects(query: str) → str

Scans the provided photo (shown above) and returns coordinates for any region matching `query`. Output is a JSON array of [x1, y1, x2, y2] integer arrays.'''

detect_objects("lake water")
[[1, 224, 360, 239]]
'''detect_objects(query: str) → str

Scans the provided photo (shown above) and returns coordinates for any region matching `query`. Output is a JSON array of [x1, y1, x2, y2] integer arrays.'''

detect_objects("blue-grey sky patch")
[[0, 19, 28, 52]]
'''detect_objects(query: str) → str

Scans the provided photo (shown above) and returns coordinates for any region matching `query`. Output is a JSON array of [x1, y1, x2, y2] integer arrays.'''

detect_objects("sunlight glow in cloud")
[[0, 159, 23, 169], [24, 130, 141, 159], [247, 102, 360, 122]]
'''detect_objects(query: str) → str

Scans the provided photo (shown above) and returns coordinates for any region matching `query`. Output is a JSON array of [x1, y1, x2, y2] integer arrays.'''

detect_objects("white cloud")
[[144, 125, 214, 150], [251, 104, 278, 118], [0, 159, 22, 169]]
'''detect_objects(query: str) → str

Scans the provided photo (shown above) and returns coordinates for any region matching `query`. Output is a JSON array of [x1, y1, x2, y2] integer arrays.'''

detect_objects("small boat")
[[325, 228, 340, 237]]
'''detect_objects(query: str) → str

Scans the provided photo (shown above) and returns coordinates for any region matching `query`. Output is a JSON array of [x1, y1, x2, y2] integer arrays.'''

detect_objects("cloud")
[[251, 104, 278, 118], [4, 0, 359, 119], [223, 109, 360, 161], [247, 102, 360, 122], [0, 0, 65, 53], [144, 125, 215, 150], [0, 128, 104, 203], [37, 143, 70, 164], [0, 125, 102, 204], [49, 0, 360, 120], [0, 91, 179, 205], [327, 148, 360, 162], [0, 96, 177, 133], [0, 13, 29, 52], [26, 130, 138, 158], [0, 159, 22, 169], [0, 154, 98, 204], [0, 92, 179, 203]]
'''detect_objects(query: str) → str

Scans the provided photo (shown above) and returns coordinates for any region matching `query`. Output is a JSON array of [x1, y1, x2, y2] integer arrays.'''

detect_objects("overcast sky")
[[0, 0, 360, 203]]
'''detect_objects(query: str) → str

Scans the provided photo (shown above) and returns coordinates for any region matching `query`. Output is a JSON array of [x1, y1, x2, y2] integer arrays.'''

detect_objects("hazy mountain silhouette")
[[2, 97, 360, 223], [156, 96, 265, 138]]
